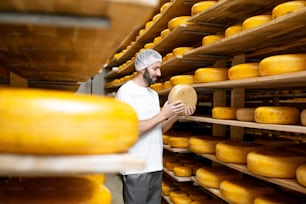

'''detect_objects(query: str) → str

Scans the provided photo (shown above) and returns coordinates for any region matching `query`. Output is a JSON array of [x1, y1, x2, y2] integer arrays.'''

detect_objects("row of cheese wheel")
[[0, 175, 111, 203], [212, 106, 306, 125]]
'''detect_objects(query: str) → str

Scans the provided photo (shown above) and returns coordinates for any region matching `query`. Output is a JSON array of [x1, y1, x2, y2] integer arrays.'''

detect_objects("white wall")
[[77, 70, 105, 95]]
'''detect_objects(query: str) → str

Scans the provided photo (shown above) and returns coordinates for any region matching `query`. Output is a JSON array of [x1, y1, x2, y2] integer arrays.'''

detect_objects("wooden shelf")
[[105, 59, 135, 79], [163, 145, 190, 153], [0, 153, 144, 177], [163, 168, 193, 182], [188, 0, 288, 26], [182, 115, 306, 134], [198, 153, 306, 195], [184, 9, 306, 59]]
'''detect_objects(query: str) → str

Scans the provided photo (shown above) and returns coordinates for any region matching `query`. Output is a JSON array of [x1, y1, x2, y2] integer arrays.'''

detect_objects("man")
[[116, 49, 195, 204]]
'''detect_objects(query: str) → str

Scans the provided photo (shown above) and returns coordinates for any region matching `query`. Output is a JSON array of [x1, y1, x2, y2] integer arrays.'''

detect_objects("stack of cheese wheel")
[[191, 1, 218, 16], [272, 1, 306, 18], [242, 15, 272, 30], [228, 63, 260, 80], [247, 149, 306, 178], [212, 107, 237, 120], [301, 109, 306, 125], [259, 54, 306, 76], [194, 67, 228, 83], [0, 88, 138, 155], [254, 192, 305, 204], [225, 24, 243, 37], [195, 166, 241, 188], [236, 107, 256, 122], [220, 179, 275, 204], [189, 136, 226, 154], [254, 106, 300, 124], [172, 47, 193, 57], [170, 75, 194, 85], [202, 34, 224, 46], [173, 165, 193, 177], [0, 176, 112, 204], [216, 141, 263, 164], [296, 163, 306, 187], [168, 16, 192, 31]]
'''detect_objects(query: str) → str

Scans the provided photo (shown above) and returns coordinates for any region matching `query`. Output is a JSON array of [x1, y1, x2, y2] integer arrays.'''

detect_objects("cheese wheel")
[[170, 75, 194, 86], [153, 36, 162, 45], [220, 179, 275, 204], [236, 108, 255, 122], [212, 107, 237, 120], [216, 141, 263, 164], [0, 177, 112, 204], [168, 136, 190, 148], [301, 109, 306, 125], [202, 35, 224, 46], [242, 15, 272, 30], [172, 47, 193, 57], [166, 161, 183, 171], [254, 106, 300, 125], [145, 21, 153, 30], [259, 54, 306, 76], [161, 28, 171, 38], [254, 193, 304, 204], [163, 52, 174, 63], [152, 13, 162, 22], [191, 1, 218, 16], [171, 194, 192, 204], [150, 82, 163, 92], [272, 1, 306, 18], [296, 163, 306, 187], [0, 88, 138, 155], [189, 136, 226, 154], [168, 84, 197, 111], [173, 166, 192, 177], [225, 24, 243, 37], [163, 134, 170, 145], [194, 68, 228, 83], [247, 149, 306, 178], [160, 2, 173, 13], [195, 166, 240, 188], [168, 16, 191, 31], [228, 63, 260, 80], [163, 80, 172, 90]]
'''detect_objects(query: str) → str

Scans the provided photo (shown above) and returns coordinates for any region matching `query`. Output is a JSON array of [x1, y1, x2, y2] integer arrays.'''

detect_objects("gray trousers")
[[122, 171, 162, 204]]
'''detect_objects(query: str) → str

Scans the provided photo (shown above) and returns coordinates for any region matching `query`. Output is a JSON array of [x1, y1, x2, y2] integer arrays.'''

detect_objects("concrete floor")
[[105, 173, 124, 204]]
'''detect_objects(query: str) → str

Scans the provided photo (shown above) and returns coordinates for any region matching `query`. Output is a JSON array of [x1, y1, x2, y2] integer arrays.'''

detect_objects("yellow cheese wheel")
[[259, 54, 306, 76], [144, 42, 154, 49], [247, 149, 306, 178], [172, 47, 193, 57], [272, 1, 306, 18], [228, 63, 260, 80], [168, 136, 190, 148], [161, 28, 171, 38], [188, 191, 209, 201], [191, 1, 218, 16], [296, 163, 306, 187], [153, 36, 162, 45], [202, 34, 224, 46], [166, 161, 183, 171], [242, 15, 272, 30], [168, 16, 191, 31], [220, 179, 275, 204], [189, 136, 226, 154], [171, 194, 192, 204], [254, 106, 300, 125], [236, 108, 255, 122], [225, 24, 243, 37], [212, 107, 237, 120], [301, 109, 306, 125], [163, 80, 172, 90], [163, 52, 174, 63], [194, 68, 228, 83], [0, 177, 112, 204], [168, 84, 197, 111], [0, 88, 138, 155], [152, 13, 162, 22], [254, 192, 304, 204], [145, 21, 153, 30], [195, 166, 240, 188], [150, 82, 163, 92], [163, 134, 170, 145], [216, 141, 263, 164], [173, 166, 193, 177], [160, 2, 173, 13], [170, 75, 194, 86]]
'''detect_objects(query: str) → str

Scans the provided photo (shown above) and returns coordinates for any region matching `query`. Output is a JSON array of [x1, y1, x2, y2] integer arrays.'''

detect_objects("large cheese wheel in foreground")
[[220, 179, 274, 204], [168, 84, 197, 111], [216, 141, 263, 164], [242, 15, 272, 30], [195, 166, 240, 188], [191, 1, 218, 16], [189, 136, 226, 154], [296, 163, 306, 187], [254, 106, 300, 125], [170, 75, 194, 86], [194, 68, 228, 83], [236, 108, 255, 122], [247, 149, 306, 178], [228, 63, 260, 80], [0, 88, 138, 155], [301, 109, 306, 125], [272, 1, 306, 18], [259, 54, 306, 76], [212, 107, 237, 120], [0, 177, 112, 204]]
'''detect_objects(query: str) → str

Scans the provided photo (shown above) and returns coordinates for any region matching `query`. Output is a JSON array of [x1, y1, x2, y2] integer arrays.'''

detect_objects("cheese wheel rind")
[[191, 1, 218, 16], [228, 63, 260, 80], [272, 1, 306, 18], [168, 16, 191, 31], [194, 68, 228, 83], [170, 75, 194, 86], [242, 15, 272, 30], [296, 163, 306, 187], [225, 25, 243, 37], [202, 35, 224, 46], [236, 108, 255, 122], [173, 166, 192, 177], [212, 107, 237, 120], [168, 84, 197, 109]]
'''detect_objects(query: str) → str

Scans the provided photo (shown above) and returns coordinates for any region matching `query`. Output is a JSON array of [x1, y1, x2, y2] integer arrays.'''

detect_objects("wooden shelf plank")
[[163, 168, 193, 182], [198, 153, 306, 195], [0, 153, 144, 177], [163, 145, 190, 153], [182, 115, 306, 134]]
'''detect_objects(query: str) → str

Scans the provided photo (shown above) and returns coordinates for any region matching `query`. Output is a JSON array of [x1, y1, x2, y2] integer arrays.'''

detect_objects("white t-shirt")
[[116, 80, 163, 174]]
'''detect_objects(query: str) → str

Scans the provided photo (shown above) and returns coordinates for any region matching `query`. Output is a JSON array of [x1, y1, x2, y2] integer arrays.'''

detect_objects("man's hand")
[[161, 101, 185, 119]]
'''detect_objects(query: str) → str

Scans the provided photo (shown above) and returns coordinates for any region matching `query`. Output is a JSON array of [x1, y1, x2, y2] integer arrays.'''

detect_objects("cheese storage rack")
[[103, 0, 306, 201]]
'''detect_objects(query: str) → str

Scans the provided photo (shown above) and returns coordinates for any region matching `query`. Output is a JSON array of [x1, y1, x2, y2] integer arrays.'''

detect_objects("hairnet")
[[135, 49, 162, 71]]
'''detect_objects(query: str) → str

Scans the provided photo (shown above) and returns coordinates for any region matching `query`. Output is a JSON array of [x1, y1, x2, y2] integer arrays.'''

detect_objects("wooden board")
[[163, 145, 190, 153], [0, 153, 144, 177], [27, 80, 80, 91], [0, 0, 159, 84]]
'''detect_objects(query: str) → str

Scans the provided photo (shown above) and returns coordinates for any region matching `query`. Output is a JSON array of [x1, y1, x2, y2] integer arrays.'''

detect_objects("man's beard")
[[143, 68, 158, 86]]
